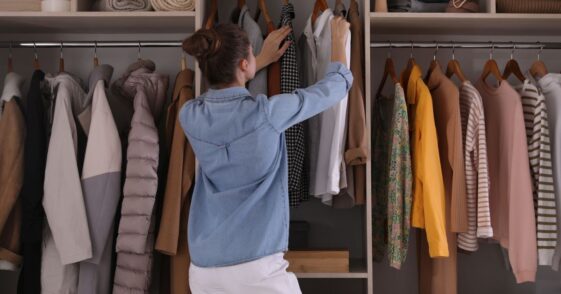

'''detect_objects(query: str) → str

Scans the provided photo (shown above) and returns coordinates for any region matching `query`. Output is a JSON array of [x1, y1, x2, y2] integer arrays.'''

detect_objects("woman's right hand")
[[331, 16, 350, 66]]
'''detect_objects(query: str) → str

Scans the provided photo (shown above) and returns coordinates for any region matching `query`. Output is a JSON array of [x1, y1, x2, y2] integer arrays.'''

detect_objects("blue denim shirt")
[[179, 62, 353, 267]]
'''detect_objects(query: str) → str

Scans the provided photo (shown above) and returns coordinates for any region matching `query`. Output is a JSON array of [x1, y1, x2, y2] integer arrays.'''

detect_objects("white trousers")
[[189, 253, 302, 294]]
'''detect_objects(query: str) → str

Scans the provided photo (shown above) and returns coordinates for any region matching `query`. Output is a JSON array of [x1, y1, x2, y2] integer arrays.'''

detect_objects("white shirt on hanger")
[[303, 8, 351, 205]]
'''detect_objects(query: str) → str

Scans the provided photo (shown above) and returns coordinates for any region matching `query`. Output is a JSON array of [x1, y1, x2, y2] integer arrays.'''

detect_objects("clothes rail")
[[370, 41, 561, 50], [0, 41, 182, 48]]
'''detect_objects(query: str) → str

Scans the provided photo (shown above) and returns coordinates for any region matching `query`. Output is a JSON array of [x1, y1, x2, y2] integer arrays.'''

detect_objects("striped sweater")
[[457, 81, 493, 252], [515, 79, 557, 266]]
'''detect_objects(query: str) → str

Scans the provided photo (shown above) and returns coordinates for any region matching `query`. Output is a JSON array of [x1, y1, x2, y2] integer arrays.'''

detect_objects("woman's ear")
[[239, 58, 249, 73]]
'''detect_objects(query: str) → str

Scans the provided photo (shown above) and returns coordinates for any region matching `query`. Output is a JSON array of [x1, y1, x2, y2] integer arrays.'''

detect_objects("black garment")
[[17, 70, 47, 294], [280, 3, 308, 207]]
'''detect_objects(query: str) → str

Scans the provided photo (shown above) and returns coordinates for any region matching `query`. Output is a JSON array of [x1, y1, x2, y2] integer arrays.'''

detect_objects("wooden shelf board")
[[370, 12, 561, 36], [0, 11, 196, 33], [294, 258, 367, 279]]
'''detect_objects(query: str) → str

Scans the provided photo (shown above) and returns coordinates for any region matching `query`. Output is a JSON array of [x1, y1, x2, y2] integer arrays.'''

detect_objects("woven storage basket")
[[497, 0, 561, 13]]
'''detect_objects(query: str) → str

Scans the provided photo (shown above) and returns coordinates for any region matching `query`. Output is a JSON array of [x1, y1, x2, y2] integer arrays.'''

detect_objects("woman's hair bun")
[[182, 28, 222, 60]]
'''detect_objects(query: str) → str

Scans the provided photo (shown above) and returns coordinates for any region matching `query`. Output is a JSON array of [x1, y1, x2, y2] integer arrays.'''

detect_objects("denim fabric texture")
[[179, 62, 353, 267]]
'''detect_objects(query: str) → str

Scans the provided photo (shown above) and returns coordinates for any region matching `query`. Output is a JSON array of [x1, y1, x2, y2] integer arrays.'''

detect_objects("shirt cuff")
[[345, 147, 368, 166], [514, 270, 536, 284], [326, 62, 354, 92], [0, 247, 22, 267]]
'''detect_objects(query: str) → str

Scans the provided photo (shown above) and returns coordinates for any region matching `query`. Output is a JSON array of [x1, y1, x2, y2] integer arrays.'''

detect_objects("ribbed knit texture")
[[497, 0, 561, 13]]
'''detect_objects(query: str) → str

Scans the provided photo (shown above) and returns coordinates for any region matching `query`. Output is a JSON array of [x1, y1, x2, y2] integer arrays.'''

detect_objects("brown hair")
[[183, 24, 251, 86]]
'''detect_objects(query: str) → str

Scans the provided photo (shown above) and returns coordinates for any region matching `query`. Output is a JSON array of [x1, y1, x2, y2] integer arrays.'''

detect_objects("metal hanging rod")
[[370, 41, 561, 50], [0, 41, 182, 48]]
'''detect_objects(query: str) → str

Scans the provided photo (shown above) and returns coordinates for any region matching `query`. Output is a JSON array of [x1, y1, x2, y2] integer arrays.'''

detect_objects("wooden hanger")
[[375, 43, 398, 98], [204, 0, 217, 29], [58, 43, 65, 73], [32, 42, 40, 70], [479, 43, 503, 85], [502, 44, 525, 82], [401, 42, 416, 83], [445, 43, 467, 83], [93, 42, 99, 67], [256, 0, 273, 26], [425, 43, 440, 79], [312, 0, 328, 25], [7, 42, 13, 73], [282, 0, 289, 5], [376, 57, 398, 98], [530, 43, 548, 80], [238, 0, 245, 8]]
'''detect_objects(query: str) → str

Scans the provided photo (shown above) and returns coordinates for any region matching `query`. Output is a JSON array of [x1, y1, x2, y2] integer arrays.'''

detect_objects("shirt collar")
[[313, 9, 333, 38], [173, 69, 194, 101], [401, 63, 422, 104], [1, 72, 24, 102], [203, 86, 251, 102]]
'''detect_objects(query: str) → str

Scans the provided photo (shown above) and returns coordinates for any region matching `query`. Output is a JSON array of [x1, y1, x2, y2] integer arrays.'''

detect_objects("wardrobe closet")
[[2, 0, 561, 293]]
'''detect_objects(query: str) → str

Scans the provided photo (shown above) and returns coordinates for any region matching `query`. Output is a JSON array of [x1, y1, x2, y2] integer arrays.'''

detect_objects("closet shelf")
[[0, 11, 196, 33], [294, 258, 367, 279], [370, 12, 561, 36]]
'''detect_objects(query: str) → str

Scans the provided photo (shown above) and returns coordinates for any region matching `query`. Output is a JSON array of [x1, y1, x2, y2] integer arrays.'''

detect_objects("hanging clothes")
[[371, 83, 412, 269], [334, 0, 368, 208], [401, 64, 448, 258], [74, 65, 122, 294], [17, 70, 48, 294], [456, 81, 492, 252], [155, 68, 196, 294], [302, 8, 351, 205], [113, 59, 168, 294], [419, 65, 467, 294], [475, 79, 537, 283], [514, 78, 557, 267], [534, 73, 561, 271], [278, 2, 308, 207], [237, 5, 267, 97], [0, 72, 26, 271], [41, 72, 92, 294], [179, 62, 352, 268]]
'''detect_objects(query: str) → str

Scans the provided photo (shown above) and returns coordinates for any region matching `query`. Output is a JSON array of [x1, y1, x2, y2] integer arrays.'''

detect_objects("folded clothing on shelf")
[[93, 0, 152, 11], [41, 0, 70, 12], [387, 0, 450, 12], [411, 0, 449, 12], [150, 0, 194, 11], [0, 0, 40, 11], [497, 0, 561, 13], [446, 0, 480, 12]]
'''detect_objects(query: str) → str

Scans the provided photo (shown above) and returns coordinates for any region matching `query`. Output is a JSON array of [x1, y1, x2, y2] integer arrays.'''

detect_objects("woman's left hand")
[[256, 26, 292, 72]]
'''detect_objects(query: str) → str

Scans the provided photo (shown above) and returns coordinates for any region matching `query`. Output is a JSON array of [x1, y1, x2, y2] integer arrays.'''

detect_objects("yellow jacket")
[[401, 63, 449, 257]]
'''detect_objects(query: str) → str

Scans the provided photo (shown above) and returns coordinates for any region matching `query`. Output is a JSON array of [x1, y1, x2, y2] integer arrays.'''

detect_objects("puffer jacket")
[[113, 59, 168, 294]]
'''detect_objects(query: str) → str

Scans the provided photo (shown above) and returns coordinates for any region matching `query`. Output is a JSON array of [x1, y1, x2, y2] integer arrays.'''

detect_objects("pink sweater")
[[475, 79, 537, 283]]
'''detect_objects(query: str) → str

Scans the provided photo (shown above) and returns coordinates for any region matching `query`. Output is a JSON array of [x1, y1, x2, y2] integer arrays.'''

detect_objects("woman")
[[180, 17, 353, 293]]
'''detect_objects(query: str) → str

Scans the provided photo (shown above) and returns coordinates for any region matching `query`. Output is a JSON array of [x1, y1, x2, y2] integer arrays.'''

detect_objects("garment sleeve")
[[264, 62, 353, 133], [449, 104, 468, 233], [43, 88, 92, 265], [475, 103, 493, 238], [80, 82, 122, 264], [508, 107, 537, 283], [413, 87, 449, 258]]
